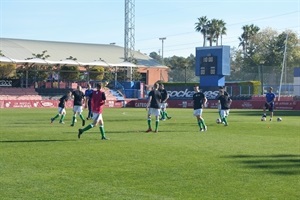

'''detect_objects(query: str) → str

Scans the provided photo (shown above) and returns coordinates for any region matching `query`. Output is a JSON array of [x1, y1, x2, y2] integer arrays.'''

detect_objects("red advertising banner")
[[126, 99, 300, 110], [0, 100, 124, 108], [1, 99, 300, 110]]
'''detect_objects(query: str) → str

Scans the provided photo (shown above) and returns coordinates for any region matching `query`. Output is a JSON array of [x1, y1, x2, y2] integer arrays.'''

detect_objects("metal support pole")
[[159, 37, 166, 65], [261, 65, 264, 95]]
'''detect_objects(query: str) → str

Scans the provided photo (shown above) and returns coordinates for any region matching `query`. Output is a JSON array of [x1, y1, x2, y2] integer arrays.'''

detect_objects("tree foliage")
[[102, 68, 114, 82], [0, 63, 16, 78], [195, 16, 227, 47], [59, 65, 80, 81], [23, 50, 52, 82], [113, 67, 142, 82], [132, 68, 142, 81], [230, 27, 300, 84], [149, 52, 161, 62], [164, 55, 198, 82], [29, 50, 50, 59], [149, 25, 299, 85], [89, 66, 105, 81], [25, 65, 51, 81], [238, 24, 260, 53]]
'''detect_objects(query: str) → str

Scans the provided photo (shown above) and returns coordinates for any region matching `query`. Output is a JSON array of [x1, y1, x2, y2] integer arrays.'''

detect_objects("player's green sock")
[[198, 120, 203, 129], [59, 114, 65, 122], [165, 111, 169, 118], [99, 125, 106, 138], [147, 119, 151, 129], [155, 120, 159, 131], [53, 114, 59, 120], [223, 117, 228, 125], [162, 111, 167, 119], [82, 124, 93, 132], [201, 119, 206, 128], [160, 111, 163, 118], [79, 114, 84, 120], [72, 116, 76, 125]]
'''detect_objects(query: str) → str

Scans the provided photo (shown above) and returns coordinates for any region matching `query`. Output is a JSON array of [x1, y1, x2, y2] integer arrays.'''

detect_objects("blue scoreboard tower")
[[195, 46, 231, 87]]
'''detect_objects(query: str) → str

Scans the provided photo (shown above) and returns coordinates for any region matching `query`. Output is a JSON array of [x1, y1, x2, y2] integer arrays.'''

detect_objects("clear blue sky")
[[0, 0, 299, 57]]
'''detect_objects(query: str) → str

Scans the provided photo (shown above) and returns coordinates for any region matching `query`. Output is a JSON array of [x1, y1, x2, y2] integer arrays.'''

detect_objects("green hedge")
[[156, 81, 261, 95]]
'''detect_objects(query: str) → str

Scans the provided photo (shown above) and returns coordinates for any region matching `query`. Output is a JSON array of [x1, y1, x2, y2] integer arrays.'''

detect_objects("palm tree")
[[206, 19, 219, 46], [239, 24, 260, 53], [195, 16, 209, 47], [216, 20, 227, 45]]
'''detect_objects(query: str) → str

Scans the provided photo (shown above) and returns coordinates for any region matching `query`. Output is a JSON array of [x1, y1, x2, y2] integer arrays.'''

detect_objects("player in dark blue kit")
[[262, 87, 276, 121], [193, 85, 207, 132], [85, 83, 93, 120], [51, 91, 72, 124]]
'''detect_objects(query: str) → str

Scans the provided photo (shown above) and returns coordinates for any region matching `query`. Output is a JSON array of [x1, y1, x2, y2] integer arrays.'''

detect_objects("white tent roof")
[[14, 58, 50, 64], [110, 61, 137, 67], [78, 60, 110, 67], [0, 56, 15, 63], [0, 38, 167, 68], [49, 59, 81, 66]]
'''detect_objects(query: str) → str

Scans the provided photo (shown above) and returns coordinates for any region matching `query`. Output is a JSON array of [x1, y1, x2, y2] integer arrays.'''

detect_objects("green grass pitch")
[[0, 108, 299, 199]]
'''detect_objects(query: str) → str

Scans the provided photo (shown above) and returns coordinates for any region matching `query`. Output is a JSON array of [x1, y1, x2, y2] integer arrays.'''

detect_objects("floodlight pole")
[[159, 37, 166, 65], [278, 33, 288, 101], [259, 61, 264, 95]]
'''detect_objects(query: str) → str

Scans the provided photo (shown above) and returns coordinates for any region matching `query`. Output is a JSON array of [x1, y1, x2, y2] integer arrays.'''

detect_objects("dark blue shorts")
[[265, 103, 274, 112]]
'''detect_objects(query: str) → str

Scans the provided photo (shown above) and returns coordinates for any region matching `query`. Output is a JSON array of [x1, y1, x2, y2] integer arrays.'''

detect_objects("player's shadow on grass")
[[222, 154, 300, 176], [62, 130, 139, 134], [105, 118, 145, 122], [0, 139, 75, 143]]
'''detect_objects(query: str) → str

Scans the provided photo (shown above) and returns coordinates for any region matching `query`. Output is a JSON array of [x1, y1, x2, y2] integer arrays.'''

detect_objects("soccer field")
[[0, 108, 299, 199]]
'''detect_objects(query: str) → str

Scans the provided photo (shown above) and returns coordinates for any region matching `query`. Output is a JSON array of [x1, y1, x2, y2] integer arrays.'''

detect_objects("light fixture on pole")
[[159, 37, 166, 65]]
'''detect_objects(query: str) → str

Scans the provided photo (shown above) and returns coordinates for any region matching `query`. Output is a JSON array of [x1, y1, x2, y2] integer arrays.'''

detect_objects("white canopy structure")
[[110, 61, 137, 67], [14, 58, 50, 64], [79, 60, 110, 67], [0, 38, 163, 67], [0, 56, 15, 63], [0, 38, 169, 85], [49, 59, 81, 66]]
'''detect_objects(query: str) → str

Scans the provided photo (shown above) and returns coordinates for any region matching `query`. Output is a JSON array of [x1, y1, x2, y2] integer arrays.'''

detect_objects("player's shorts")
[[217, 104, 222, 111], [73, 105, 83, 113], [160, 102, 168, 109], [264, 103, 274, 112], [148, 108, 161, 116], [92, 112, 103, 122], [58, 107, 66, 114], [220, 109, 230, 118], [193, 108, 203, 116]]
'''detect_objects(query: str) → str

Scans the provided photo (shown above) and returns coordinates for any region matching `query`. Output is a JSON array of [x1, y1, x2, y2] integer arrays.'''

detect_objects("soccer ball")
[[261, 117, 266, 121], [216, 118, 222, 124], [277, 117, 282, 122]]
